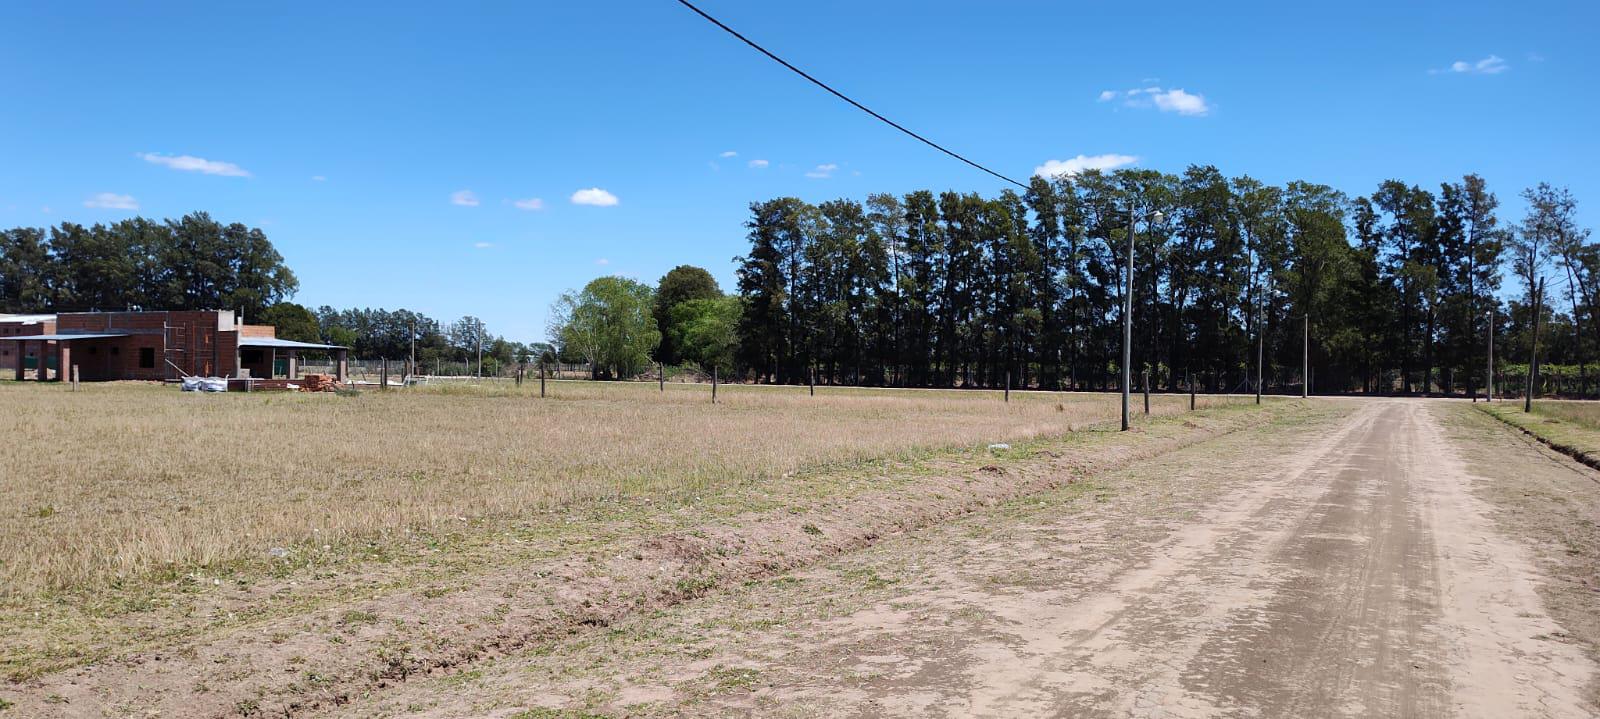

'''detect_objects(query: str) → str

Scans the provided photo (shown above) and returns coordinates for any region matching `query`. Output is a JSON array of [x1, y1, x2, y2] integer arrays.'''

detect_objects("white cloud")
[[1033, 153, 1138, 178], [1440, 54, 1507, 75], [41, 205, 52, 214], [512, 197, 545, 211], [83, 192, 139, 210], [451, 190, 480, 207], [805, 163, 839, 179], [719, 150, 738, 158], [138, 152, 251, 177], [473, 241, 494, 249], [748, 159, 769, 169], [311, 175, 326, 182], [570, 187, 619, 206], [1099, 86, 1211, 116], [1151, 88, 1209, 116]]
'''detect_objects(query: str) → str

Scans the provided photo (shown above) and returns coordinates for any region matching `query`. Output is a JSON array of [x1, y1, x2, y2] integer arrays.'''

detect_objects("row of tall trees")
[[731, 167, 1591, 395], [0, 212, 297, 318]]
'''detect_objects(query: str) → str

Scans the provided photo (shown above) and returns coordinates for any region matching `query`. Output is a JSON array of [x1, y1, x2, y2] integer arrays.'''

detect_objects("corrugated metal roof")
[[237, 337, 346, 350], [0, 332, 131, 341]]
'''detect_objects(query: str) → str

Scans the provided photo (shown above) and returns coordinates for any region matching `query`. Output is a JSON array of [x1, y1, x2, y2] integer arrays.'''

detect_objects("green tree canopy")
[[550, 276, 660, 379], [669, 295, 741, 374], [653, 265, 721, 364]]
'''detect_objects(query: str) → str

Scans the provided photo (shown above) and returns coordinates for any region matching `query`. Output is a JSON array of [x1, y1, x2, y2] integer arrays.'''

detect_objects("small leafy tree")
[[549, 276, 660, 379], [669, 295, 742, 375]]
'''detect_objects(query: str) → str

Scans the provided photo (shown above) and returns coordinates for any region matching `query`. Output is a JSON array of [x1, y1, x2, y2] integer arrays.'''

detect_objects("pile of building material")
[[299, 373, 344, 392], [180, 376, 228, 393]]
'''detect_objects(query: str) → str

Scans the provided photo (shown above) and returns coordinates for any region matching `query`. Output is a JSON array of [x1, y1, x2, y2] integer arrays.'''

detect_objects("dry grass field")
[[0, 379, 1246, 597]]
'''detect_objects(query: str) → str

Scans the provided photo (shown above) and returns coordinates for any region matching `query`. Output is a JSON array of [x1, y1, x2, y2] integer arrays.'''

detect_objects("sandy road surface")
[[337, 399, 1600, 718]]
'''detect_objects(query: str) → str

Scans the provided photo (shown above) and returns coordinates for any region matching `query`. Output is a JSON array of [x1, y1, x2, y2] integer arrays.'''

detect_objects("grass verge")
[[1477, 401, 1600, 471]]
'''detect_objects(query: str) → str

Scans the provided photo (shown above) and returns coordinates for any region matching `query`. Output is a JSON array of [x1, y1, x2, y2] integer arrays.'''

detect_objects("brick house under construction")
[[2, 310, 347, 384], [0, 313, 57, 375]]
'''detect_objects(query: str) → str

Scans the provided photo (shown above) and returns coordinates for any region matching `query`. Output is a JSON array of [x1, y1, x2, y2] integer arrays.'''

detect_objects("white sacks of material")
[[180, 376, 228, 393]]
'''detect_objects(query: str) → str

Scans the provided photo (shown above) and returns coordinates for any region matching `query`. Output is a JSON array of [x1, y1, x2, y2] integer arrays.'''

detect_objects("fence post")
[[660, 362, 665, 392], [1005, 371, 1010, 403], [71, 364, 79, 391], [540, 362, 547, 398], [1143, 369, 1150, 415], [380, 358, 389, 391], [1188, 367, 1194, 411], [810, 366, 815, 396], [712, 367, 718, 404]]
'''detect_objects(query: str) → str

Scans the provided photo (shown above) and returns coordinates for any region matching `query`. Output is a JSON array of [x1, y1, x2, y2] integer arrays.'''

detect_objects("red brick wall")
[[0, 318, 55, 372]]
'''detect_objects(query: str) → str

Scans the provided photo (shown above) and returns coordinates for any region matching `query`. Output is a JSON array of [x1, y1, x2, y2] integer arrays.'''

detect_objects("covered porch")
[[3, 332, 139, 382], [236, 337, 348, 383]]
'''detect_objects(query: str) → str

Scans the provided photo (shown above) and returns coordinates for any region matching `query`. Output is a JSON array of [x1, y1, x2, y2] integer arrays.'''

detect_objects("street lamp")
[[1122, 205, 1165, 431]]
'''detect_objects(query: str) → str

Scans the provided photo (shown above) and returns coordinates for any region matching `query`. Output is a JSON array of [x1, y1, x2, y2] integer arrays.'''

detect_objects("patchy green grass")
[[1479, 401, 1600, 468]]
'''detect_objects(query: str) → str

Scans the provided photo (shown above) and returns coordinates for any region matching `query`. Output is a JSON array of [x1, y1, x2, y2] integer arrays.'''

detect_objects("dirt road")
[[337, 399, 1600, 718]]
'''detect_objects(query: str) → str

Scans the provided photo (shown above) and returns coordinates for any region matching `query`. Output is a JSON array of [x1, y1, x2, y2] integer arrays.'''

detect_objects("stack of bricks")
[[300, 373, 343, 392]]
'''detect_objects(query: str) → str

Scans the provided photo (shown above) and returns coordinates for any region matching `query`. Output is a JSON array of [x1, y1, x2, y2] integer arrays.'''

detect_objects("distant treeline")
[[725, 168, 1591, 395], [0, 212, 296, 317]]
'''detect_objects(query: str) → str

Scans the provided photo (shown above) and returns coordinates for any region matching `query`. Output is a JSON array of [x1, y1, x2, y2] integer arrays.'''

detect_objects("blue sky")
[[1, 1, 1594, 341]]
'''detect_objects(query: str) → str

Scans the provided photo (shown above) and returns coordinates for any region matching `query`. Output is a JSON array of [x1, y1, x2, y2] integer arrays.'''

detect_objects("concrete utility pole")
[[1302, 314, 1310, 399], [1527, 278, 1546, 413], [1120, 206, 1165, 430], [475, 332, 483, 378], [1485, 307, 1495, 402], [1122, 204, 1136, 431], [1256, 309, 1264, 405], [410, 318, 416, 378]]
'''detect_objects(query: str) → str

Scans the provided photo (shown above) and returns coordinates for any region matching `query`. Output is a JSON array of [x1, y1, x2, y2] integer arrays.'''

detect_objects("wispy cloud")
[[1033, 154, 1138, 178], [311, 175, 327, 182], [451, 190, 480, 207], [512, 197, 545, 211], [719, 150, 738, 158], [473, 242, 494, 249], [571, 187, 619, 206], [748, 159, 770, 169], [595, 258, 610, 266], [138, 152, 251, 177], [1099, 86, 1210, 116], [805, 163, 839, 179], [83, 192, 139, 210], [1434, 54, 1508, 75]]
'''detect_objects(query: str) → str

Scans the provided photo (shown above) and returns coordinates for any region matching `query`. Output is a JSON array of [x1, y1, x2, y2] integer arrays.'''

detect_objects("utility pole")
[[1302, 314, 1310, 399], [410, 318, 416, 379], [1486, 307, 1495, 402], [1256, 307, 1264, 405], [475, 332, 483, 379], [1122, 204, 1136, 431], [1527, 278, 1545, 413]]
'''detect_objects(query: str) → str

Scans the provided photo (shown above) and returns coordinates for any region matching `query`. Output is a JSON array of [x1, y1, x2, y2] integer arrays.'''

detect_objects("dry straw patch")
[[0, 380, 1243, 594]]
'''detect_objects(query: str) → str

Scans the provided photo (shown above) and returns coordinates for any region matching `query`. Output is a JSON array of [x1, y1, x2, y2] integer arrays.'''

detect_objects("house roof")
[[237, 337, 346, 350], [0, 332, 131, 341], [0, 314, 56, 324]]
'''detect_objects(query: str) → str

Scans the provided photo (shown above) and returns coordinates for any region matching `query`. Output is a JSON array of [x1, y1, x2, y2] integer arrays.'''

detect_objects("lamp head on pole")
[[1151, 210, 1165, 224]]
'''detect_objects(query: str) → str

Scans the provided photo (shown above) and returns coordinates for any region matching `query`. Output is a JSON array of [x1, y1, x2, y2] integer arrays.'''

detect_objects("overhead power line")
[[673, 0, 1028, 190]]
